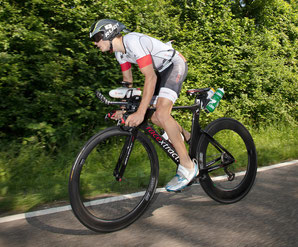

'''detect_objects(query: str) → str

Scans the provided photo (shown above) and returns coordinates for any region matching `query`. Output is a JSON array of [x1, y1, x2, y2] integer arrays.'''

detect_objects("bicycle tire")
[[69, 126, 159, 232], [197, 118, 257, 203]]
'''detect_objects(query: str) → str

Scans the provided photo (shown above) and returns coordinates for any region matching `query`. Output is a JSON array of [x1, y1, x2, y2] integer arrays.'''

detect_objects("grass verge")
[[0, 122, 297, 216]]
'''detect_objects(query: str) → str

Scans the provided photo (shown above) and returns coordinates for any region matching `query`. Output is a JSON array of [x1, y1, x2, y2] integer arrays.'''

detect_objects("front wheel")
[[197, 118, 257, 203], [69, 126, 159, 232]]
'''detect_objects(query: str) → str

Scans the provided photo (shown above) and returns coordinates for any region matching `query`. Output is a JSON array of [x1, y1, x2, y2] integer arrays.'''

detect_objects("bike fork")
[[113, 128, 138, 181]]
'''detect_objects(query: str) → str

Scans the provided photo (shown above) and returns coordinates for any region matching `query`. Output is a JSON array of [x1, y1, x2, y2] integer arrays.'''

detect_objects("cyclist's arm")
[[125, 63, 156, 127], [122, 68, 133, 87], [111, 67, 133, 120], [137, 63, 157, 115]]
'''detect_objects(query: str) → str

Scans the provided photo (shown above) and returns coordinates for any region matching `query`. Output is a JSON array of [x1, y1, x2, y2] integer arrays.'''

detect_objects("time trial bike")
[[68, 87, 257, 232]]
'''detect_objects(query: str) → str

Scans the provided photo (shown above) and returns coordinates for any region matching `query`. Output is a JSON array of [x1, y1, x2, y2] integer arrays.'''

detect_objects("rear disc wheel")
[[197, 118, 257, 203]]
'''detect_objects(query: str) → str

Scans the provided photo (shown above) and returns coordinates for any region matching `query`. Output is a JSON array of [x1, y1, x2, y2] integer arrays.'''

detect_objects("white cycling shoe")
[[166, 160, 199, 192]]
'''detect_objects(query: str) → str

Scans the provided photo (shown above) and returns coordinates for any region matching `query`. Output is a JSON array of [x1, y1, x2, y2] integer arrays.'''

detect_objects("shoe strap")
[[177, 165, 192, 181]]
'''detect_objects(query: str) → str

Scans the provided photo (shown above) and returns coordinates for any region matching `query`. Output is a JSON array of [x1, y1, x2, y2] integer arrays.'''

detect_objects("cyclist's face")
[[92, 32, 109, 52], [94, 39, 110, 52]]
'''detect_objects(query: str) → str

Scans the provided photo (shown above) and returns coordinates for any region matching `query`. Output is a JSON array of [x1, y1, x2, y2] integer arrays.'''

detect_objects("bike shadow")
[[24, 185, 219, 236], [25, 216, 98, 235], [144, 185, 220, 216]]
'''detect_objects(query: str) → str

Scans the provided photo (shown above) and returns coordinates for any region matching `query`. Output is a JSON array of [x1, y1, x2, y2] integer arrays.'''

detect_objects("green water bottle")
[[205, 88, 224, 113]]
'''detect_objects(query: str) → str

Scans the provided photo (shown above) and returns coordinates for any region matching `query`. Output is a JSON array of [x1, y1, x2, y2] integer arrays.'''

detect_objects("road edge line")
[[0, 159, 297, 224]]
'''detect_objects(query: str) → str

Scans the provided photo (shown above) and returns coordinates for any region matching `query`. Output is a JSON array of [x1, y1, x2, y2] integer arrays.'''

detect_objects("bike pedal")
[[174, 182, 196, 193], [178, 186, 192, 193], [174, 190, 183, 193], [189, 177, 199, 185], [174, 187, 191, 193]]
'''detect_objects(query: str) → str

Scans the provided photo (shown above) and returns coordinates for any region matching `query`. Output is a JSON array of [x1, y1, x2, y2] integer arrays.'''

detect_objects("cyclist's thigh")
[[153, 55, 188, 105], [163, 55, 188, 96]]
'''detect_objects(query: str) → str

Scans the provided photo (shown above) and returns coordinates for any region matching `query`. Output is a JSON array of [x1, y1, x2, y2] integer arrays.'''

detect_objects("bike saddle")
[[186, 88, 210, 96]]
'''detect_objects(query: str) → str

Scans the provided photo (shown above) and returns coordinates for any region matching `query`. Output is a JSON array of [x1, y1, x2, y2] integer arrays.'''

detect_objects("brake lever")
[[117, 113, 128, 126]]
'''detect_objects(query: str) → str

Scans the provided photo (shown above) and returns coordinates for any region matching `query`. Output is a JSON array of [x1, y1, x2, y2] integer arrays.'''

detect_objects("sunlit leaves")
[[0, 0, 296, 147]]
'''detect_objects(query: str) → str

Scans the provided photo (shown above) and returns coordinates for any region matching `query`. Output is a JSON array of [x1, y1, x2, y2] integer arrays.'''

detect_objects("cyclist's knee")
[[154, 109, 171, 126], [152, 97, 173, 126]]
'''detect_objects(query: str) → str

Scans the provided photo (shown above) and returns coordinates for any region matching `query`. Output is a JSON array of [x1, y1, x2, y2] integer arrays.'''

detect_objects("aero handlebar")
[[96, 91, 128, 106]]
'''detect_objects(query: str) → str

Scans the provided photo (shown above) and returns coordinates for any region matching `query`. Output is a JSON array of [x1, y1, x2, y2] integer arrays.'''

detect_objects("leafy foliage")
[[0, 0, 297, 213], [0, 0, 297, 147]]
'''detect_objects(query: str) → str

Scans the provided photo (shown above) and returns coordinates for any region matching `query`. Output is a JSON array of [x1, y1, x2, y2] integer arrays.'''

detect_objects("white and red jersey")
[[115, 32, 178, 72]]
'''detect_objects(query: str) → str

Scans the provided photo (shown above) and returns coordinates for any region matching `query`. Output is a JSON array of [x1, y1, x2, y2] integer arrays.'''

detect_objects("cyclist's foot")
[[166, 160, 199, 192]]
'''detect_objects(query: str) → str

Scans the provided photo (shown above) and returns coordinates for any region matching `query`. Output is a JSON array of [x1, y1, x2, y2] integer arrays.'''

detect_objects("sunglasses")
[[91, 32, 104, 43]]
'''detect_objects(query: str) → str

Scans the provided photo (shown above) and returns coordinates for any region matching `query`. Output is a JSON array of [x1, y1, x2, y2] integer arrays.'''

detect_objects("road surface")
[[0, 161, 297, 247]]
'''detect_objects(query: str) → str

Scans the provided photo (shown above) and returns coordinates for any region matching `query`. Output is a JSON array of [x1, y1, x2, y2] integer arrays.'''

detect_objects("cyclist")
[[90, 19, 198, 192]]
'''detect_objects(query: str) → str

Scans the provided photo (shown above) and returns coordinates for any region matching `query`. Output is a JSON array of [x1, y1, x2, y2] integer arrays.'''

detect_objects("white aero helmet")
[[89, 19, 129, 42]]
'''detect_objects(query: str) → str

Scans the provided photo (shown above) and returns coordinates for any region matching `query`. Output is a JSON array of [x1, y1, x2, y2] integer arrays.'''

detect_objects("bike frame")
[[140, 104, 201, 166], [96, 90, 235, 181], [141, 105, 234, 171], [113, 104, 234, 181]]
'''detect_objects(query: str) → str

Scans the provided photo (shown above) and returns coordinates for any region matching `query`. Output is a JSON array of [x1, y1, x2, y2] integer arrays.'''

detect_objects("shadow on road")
[[16, 164, 297, 247], [25, 216, 98, 235]]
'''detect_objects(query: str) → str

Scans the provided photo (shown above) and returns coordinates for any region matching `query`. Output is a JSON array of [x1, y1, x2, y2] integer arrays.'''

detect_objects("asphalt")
[[0, 161, 297, 247]]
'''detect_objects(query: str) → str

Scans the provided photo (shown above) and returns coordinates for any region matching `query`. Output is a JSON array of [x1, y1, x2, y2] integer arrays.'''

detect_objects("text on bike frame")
[[145, 126, 180, 164]]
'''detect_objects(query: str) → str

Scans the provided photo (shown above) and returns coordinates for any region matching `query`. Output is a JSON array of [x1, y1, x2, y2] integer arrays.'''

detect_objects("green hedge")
[[0, 0, 297, 148]]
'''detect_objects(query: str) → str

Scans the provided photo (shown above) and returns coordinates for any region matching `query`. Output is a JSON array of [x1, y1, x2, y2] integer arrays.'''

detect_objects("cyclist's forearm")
[[137, 74, 157, 114], [122, 68, 133, 86]]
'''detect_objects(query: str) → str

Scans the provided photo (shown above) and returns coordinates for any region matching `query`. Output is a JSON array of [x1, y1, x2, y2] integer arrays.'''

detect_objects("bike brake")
[[105, 111, 128, 126], [105, 110, 116, 121], [117, 113, 128, 126]]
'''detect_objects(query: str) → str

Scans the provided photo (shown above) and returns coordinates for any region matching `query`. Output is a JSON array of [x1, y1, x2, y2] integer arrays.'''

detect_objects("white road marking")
[[0, 160, 297, 224]]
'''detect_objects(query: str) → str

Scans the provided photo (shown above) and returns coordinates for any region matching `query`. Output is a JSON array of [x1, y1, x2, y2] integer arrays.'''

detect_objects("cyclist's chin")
[[99, 47, 109, 52]]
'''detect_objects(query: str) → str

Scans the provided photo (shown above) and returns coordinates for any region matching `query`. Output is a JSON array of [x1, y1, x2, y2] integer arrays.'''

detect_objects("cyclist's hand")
[[125, 111, 144, 127]]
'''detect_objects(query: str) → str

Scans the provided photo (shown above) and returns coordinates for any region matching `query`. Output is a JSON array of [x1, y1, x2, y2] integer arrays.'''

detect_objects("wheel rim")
[[77, 132, 155, 221], [203, 128, 252, 191]]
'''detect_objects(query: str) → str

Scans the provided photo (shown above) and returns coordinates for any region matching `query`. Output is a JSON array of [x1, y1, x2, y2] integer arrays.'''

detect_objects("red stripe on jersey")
[[137, 54, 152, 69], [120, 62, 132, 71]]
